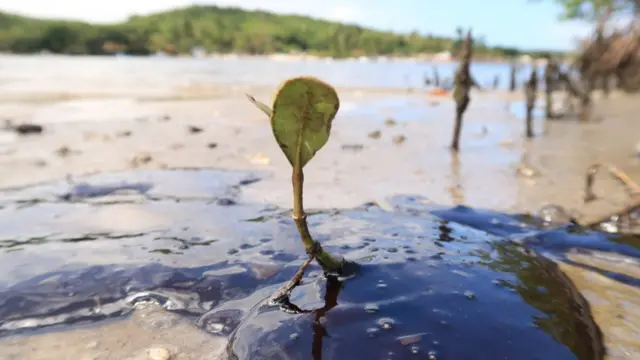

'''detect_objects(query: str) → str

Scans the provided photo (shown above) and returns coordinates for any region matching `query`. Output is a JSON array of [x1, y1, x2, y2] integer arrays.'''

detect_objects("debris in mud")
[[247, 153, 270, 165], [368, 130, 382, 139], [187, 126, 203, 134], [131, 152, 153, 167], [169, 143, 184, 150], [146, 347, 172, 360], [84, 132, 111, 141], [55, 146, 74, 157], [342, 144, 364, 151], [116, 130, 132, 137], [384, 118, 397, 127], [516, 163, 541, 178], [3, 120, 43, 135], [207, 142, 218, 149], [392, 135, 407, 145], [160, 115, 171, 121]]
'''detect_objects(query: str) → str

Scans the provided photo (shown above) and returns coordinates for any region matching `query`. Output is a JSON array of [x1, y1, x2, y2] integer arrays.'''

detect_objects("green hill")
[[0, 5, 534, 57]]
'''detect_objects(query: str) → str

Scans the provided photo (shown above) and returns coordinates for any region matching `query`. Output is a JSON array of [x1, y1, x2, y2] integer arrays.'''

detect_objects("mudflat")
[[0, 56, 639, 360]]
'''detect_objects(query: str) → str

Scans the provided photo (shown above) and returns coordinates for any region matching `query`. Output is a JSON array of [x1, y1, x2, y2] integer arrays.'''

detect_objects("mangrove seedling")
[[525, 65, 538, 138], [451, 29, 474, 152], [246, 76, 345, 279]]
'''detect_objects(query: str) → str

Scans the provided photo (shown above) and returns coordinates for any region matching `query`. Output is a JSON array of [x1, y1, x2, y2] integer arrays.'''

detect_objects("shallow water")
[[0, 169, 638, 359], [0, 55, 532, 102]]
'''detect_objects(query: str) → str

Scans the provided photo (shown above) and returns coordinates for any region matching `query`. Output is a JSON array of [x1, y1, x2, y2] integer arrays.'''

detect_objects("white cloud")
[[326, 5, 360, 23], [0, 0, 359, 23], [1, 0, 192, 22], [1, 0, 363, 25], [546, 20, 594, 49]]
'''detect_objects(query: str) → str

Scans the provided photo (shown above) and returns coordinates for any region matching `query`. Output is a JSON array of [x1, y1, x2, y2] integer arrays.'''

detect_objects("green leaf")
[[246, 94, 272, 118], [270, 76, 339, 168]]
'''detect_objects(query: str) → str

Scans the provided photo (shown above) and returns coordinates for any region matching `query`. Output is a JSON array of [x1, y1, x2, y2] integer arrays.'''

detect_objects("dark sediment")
[[0, 170, 637, 359]]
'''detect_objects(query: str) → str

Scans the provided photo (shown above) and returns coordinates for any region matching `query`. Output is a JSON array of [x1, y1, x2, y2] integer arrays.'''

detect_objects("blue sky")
[[2, 0, 593, 50]]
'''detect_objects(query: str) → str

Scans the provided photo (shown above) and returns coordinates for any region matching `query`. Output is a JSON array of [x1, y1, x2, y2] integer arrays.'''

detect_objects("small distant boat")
[[191, 47, 206, 58]]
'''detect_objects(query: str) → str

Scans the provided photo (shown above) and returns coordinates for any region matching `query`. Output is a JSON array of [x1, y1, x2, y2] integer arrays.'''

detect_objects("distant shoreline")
[[0, 51, 554, 66], [1, 5, 567, 61]]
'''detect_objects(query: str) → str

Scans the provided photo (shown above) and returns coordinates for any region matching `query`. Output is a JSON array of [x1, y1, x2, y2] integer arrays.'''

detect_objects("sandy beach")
[[1, 55, 639, 360]]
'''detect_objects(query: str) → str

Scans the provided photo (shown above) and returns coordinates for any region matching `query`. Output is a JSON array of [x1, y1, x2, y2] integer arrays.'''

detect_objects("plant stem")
[[292, 165, 344, 272]]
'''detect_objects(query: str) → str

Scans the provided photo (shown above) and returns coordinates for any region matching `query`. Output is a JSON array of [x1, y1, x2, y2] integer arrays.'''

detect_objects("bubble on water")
[[428, 350, 439, 359], [410, 345, 420, 354], [464, 290, 476, 300], [376, 282, 388, 289], [378, 317, 395, 330], [364, 303, 379, 313], [289, 333, 299, 340], [366, 327, 380, 338]]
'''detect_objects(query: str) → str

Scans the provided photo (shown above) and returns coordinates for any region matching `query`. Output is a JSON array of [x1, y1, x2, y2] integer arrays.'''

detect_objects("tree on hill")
[[0, 5, 556, 58]]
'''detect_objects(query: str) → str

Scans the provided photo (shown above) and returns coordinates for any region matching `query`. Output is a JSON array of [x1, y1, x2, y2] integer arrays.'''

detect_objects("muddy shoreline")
[[0, 86, 638, 221], [0, 80, 639, 359]]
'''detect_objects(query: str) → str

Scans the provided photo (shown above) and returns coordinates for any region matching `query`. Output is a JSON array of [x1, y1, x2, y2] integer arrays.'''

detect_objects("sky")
[[1, 0, 595, 51]]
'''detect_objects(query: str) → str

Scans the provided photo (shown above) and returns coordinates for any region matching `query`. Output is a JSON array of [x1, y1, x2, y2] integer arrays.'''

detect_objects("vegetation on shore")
[[0, 5, 562, 58]]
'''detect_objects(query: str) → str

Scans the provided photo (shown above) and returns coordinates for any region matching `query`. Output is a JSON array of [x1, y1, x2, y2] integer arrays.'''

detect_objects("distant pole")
[[525, 65, 538, 138], [433, 66, 441, 88], [509, 61, 517, 92], [543, 56, 558, 120], [451, 29, 473, 152]]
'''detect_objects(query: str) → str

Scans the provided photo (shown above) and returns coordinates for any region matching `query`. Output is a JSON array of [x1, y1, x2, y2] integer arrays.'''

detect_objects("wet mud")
[[0, 169, 638, 359]]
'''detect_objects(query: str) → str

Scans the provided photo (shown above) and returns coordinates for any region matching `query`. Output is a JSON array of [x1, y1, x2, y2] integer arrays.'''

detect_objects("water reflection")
[[480, 241, 605, 359], [448, 154, 464, 205]]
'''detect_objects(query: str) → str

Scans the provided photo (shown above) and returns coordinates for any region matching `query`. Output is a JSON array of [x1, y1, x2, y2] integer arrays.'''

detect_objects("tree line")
[[0, 5, 561, 58]]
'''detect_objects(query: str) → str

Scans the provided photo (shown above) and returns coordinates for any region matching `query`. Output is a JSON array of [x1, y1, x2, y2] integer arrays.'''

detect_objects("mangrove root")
[[581, 163, 640, 228], [451, 29, 474, 151], [525, 66, 538, 138], [584, 163, 640, 203]]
